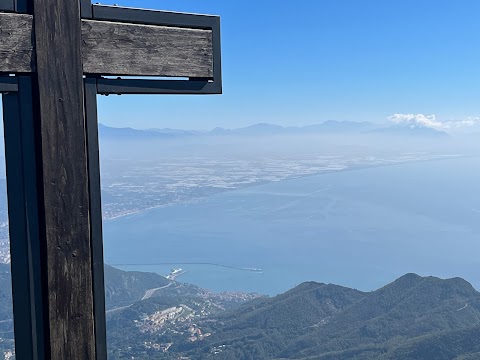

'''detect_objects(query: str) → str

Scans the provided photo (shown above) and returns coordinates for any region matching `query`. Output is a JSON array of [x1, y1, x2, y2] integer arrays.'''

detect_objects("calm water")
[[103, 157, 480, 295]]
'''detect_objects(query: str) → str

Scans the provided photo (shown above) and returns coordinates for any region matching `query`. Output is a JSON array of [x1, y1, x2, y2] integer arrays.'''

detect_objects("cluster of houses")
[[187, 325, 211, 342], [142, 341, 173, 352], [212, 344, 227, 355], [0, 240, 9, 264], [3, 350, 14, 360], [132, 302, 218, 353], [137, 306, 184, 333], [137, 304, 197, 334]]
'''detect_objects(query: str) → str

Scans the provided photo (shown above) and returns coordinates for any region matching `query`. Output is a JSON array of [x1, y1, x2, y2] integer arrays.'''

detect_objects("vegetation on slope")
[[3, 265, 480, 360], [186, 274, 480, 360]]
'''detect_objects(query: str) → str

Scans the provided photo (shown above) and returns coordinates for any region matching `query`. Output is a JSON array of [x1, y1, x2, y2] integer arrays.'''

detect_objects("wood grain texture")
[[31, 0, 96, 358], [0, 13, 34, 73], [82, 19, 213, 77], [0, 12, 213, 77]]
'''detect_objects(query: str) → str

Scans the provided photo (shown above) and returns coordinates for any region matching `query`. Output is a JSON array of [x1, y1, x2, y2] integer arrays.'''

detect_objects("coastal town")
[[137, 303, 212, 343], [104, 273, 263, 359]]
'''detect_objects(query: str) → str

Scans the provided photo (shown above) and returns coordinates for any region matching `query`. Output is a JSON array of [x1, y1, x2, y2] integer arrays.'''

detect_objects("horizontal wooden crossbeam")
[[0, 12, 214, 77], [0, 13, 33, 73]]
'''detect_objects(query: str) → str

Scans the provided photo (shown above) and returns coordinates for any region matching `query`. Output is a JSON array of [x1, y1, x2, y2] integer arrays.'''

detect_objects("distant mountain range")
[[99, 120, 449, 140], [4, 265, 478, 359]]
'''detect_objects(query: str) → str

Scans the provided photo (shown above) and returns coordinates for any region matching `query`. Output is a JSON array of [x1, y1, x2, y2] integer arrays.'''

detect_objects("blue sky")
[[97, 0, 480, 130]]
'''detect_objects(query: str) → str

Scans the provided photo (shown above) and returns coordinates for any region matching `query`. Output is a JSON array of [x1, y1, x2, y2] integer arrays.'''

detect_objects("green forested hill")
[[187, 274, 480, 360], [4, 266, 480, 360], [104, 265, 170, 308], [1, 264, 171, 318]]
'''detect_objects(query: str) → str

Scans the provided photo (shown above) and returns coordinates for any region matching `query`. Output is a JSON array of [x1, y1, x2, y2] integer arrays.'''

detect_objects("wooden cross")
[[0, 0, 221, 359]]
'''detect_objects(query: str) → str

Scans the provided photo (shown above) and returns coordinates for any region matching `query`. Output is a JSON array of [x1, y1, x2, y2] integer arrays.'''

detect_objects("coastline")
[[101, 154, 469, 223], [111, 262, 263, 273]]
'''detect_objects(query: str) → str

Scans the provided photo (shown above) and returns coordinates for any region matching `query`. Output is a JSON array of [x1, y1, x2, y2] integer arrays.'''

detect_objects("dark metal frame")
[[0, 0, 29, 12], [0, 77, 18, 92], [96, 78, 219, 95], [0, 0, 14, 11], [2, 2, 222, 359], [1, 76, 46, 360], [80, 0, 92, 18], [84, 77, 107, 360]]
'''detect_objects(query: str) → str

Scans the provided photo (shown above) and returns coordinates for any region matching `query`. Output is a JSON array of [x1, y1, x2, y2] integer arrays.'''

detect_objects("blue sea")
[[103, 157, 480, 295]]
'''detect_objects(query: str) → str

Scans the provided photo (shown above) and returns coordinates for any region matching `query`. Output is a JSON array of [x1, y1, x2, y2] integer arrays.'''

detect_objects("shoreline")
[[111, 262, 263, 273], [101, 154, 471, 223]]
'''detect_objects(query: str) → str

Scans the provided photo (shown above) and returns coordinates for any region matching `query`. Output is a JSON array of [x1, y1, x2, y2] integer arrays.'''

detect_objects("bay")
[[103, 157, 480, 295]]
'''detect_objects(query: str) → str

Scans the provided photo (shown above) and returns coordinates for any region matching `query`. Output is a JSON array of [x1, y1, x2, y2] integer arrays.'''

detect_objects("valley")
[[5, 263, 480, 360]]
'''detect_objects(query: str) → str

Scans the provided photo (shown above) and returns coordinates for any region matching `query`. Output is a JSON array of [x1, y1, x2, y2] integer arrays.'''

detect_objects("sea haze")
[[103, 155, 480, 295]]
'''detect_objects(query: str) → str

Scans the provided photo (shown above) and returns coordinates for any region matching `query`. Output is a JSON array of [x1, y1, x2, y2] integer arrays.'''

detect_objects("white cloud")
[[449, 116, 480, 128], [388, 113, 480, 130], [388, 114, 443, 129]]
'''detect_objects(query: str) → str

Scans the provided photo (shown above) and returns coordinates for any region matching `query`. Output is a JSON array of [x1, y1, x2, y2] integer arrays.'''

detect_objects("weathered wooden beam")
[[0, 12, 213, 77], [0, 13, 34, 73], [31, 0, 96, 358], [82, 19, 213, 77]]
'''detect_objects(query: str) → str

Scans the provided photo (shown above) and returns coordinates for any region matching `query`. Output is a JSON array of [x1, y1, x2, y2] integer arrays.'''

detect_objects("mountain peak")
[[98, 121, 453, 139], [370, 124, 449, 137], [394, 272, 423, 283], [195, 274, 480, 359]]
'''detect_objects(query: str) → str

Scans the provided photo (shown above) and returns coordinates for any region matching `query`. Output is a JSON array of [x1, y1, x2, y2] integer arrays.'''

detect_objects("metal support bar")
[[14, 0, 28, 13], [2, 76, 46, 360], [97, 78, 221, 95], [0, 0, 30, 13], [0, 0, 14, 11], [92, 4, 218, 29], [84, 77, 107, 360], [211, 16, 222, 93], [81, 0, 92, 18], [0, 77, 18, 93]]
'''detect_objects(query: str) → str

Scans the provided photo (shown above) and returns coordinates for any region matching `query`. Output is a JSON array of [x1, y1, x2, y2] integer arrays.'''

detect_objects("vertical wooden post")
[[31, 0, 96, 358]]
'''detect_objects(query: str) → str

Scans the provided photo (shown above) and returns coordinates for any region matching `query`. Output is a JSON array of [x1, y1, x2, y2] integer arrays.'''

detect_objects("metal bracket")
[[0, 0, 36, 14], [0, 77, 18, 93], [0, 0, 14, 12], [80, 0, 92, 18], [96, 78, 220, 95]]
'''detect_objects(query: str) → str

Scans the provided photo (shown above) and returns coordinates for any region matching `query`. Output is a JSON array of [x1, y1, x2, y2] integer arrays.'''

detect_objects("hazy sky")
[[97, 0, 480, 130]]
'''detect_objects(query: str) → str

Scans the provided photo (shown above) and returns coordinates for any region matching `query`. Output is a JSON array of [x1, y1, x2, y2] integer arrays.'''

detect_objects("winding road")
[[141, 282, 173, 300], [106, 282, 174, 314]]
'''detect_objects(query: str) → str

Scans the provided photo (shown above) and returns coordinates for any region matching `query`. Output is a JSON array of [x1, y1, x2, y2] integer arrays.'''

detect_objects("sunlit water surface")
[[104, 157, 480, 295]]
